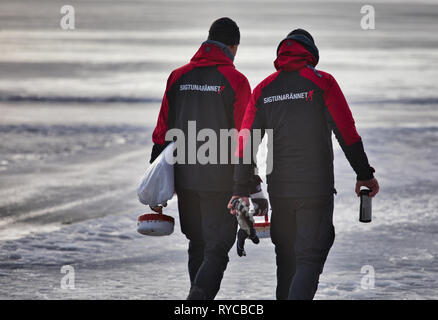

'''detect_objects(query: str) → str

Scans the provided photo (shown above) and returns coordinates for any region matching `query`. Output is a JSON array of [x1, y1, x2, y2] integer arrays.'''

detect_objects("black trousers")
[[270, 195, 335, 300], [177, 189, 237, 300]]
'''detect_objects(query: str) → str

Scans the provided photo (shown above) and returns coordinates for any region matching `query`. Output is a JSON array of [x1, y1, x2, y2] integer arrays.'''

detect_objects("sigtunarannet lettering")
[[264, 91, 308, 104], [180, 84, 222, 92]]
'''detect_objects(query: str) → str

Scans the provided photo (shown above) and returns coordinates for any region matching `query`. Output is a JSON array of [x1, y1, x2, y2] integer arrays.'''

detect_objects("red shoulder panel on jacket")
[[168, 63, 195, 89], [240, 70, 281, 132], [253, 70, 282, 104], [218, 66, 251, 129], [299, 67, 332, 90], [300, 67, 360, 146], [236, 71, 281, 158], [217, 66, 245, 92], [152, 63, 195, 145]]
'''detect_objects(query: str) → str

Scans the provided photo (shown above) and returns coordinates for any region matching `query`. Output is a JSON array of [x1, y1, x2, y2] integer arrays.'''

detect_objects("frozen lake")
[[0, 0, 437, 299]]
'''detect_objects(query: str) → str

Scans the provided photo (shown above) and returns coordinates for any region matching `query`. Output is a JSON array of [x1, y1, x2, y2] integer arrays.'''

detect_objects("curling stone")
[[137, 212, 174, 236]]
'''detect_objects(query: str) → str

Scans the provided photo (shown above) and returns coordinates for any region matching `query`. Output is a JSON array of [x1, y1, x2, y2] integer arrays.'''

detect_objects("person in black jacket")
[[228, 29, 379, 300], [150, 18, 267, 300]]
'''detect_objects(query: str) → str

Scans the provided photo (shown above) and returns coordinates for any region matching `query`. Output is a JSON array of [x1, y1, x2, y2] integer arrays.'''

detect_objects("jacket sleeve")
[[324, 76, 375, 180], [233, 77, 251, 130], [150, 73, 175, 163], [233, 89, 266, 196]]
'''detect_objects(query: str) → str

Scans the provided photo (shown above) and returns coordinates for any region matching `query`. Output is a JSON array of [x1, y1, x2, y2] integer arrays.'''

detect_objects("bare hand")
[[227, 196, 249, 215], [355, 178, 379, 197]]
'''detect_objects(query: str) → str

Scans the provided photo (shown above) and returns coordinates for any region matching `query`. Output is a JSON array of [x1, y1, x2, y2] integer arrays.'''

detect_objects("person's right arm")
[[150, 72, 175, 164]]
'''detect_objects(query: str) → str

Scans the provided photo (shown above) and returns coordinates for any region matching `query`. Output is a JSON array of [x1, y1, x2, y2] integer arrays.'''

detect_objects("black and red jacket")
[[234, 35, 375, 197], [151, 40, 251, 192]]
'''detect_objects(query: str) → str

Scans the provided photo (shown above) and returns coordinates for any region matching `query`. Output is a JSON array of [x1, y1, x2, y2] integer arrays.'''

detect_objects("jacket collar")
[[274, 35, 319, 72], [190, 40, 235, 67]]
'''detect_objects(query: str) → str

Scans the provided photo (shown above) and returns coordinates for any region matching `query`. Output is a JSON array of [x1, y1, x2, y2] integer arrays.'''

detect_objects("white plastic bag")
[[137, 142, 174, 206]]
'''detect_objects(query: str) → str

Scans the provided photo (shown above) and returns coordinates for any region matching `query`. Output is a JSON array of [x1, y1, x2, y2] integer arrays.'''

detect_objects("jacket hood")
[[190, 40, 235, 67], [274, 34, 319, 72]]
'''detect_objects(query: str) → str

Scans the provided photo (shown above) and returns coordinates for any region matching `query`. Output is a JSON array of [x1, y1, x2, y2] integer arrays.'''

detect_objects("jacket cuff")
[[233, 184, 250, 197], [357, 166, 375, 181], [344, 139, 375, 181], [249, 174, 263, 194], [149, 143, 166, 164]]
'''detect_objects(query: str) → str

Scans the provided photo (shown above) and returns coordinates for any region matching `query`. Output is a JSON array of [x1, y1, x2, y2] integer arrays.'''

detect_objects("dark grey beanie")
[[208, 17, 240, 45]]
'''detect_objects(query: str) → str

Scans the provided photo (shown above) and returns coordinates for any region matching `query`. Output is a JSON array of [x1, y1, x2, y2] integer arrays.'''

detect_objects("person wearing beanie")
[[150, 17, 267, 300], [229, 29, 379, 299]]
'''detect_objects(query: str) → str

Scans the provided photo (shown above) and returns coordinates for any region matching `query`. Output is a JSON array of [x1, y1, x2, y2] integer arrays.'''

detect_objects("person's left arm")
[[323, 75, 379, 196]]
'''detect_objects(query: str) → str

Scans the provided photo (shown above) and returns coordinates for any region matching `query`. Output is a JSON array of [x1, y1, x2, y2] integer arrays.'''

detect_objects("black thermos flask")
[[359, 188, 372, 223]]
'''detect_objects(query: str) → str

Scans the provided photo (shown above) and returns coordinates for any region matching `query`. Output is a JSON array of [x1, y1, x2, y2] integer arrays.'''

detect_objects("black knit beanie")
[[287, 29, 315, 44], [208, 17, 240, 46]]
